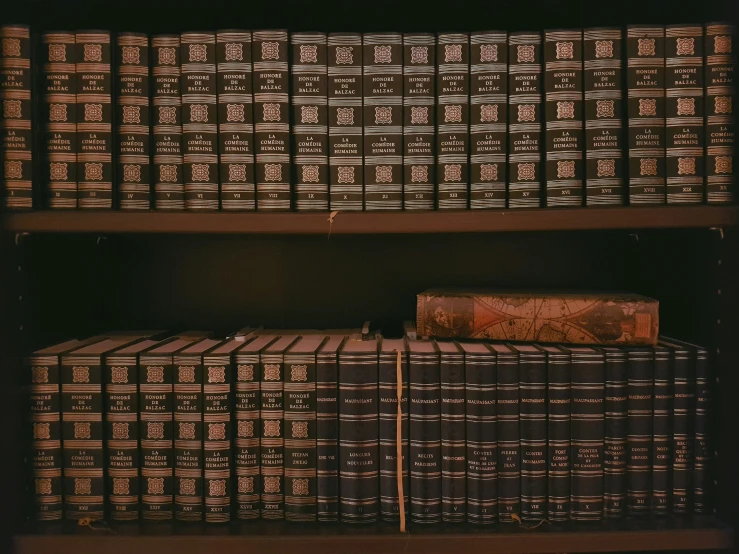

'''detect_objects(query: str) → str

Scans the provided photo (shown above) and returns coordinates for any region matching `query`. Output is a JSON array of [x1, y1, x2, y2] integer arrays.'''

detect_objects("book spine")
[[469, 32, 507, 209], [436, 33, 469, 209], [627, 25, 666, 205], [672, 346, 696, 513], [284, 354, 317, 521], [651, 347, 672, 515], [584, 28, 625, 205], [234, 354, 260, 519], [440, 348, 465, 522], [378, 350, 408, 521], [62, 356, 104, 520], [570, 350, 605, 520], [173, 355, 203, 522], [105, 356, 139, 520], [508, 32, 543, 208], [140, 355, 174, 520], [665, 25, 704, 204], [519, 348, 547, 521], [497, 352, 520, 521], [547, 350, 570, 521], [705, 23, 736, 204], [316, 349, 339, 521], [363, 33, 403, 211], [28, 354, 63, 520], [260, 352, 285, 519], [465, 350, 497, 523], [604, 349, 628, 518], [545, 30, 584, 207], [43, 33, 77, 208], [253, 30, 290, 211], [217, 31, 255, 211], [327, 33, 363, 211], [338, 350, 379, 522], [116, 33, 150, 210], [693, 346, 710, 513], [409, 347, 441, 523], [203, 357, 232, 522], [1, 25, 33, 209], [152, 35, 184, 210], [627, 349, 653, 515], [76, 31, 112, 209], [291, 32, 328, 211], [181, 32, 219, 210], [402, 33, 435, 210]]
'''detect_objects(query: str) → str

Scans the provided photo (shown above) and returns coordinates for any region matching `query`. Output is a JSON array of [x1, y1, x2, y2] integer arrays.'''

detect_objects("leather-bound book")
[[461, 341, 497, 524], [601, 347, 628, 518], [650, 345, 673, 515], [402, 33, 435, 210], [508, 32, 543, 208], [541, 345, 570, 522], [626, 25, 666, 205], [626, 347, 654, 515], [253, 30, 291, 211], [116, 33, 151, 210], [492, 343, 519, 521], [584, 28, 624, 205], [568, 346, 605, 520], [42, 32, 77, 208], [705, 23, 736, 204], [327, 33, 363, 211], [665, 24, 704, 204], [470, 31, 507, 209], [338, 338, 379, 522], [408, 338, 441, 523], [378, 338, 408, 521], [436, 32, 469, 209], [291, 32, 328, 212], [76, 31, 113, 209], [152, 35, 184, 210], [437, 340, 465, 522], [233, 335, 277, 520], [0, 24, 33, 209], [363, 32, 403, 211], [181, 32, 219, 210], [544, 30, 584, 207], [217, 31, 256, 211], [316, 336, 345, 521]]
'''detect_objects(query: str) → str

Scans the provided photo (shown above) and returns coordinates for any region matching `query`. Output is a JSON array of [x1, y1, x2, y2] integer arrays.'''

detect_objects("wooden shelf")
[[13, 517, 734, 554], [3, 205, 738, 234]]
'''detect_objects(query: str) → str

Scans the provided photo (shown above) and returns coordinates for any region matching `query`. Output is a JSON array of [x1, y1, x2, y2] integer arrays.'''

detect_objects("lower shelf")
[[14, 516, 734, 554]]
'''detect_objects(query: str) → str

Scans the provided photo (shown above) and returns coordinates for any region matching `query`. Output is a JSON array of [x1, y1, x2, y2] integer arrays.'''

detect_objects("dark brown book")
[[584, 28, 625, 205], [327, 33, 363, 211], [76, 31, 113, 209], [470, 31, 507, 209], [508, 32, 543, 208], [291, 32, 328, 212], [626, 25, 666, 205], [0, 24, 33, 209], [42, 32, 77, 208], [152, 35, 184, 210], [705, 23, 735, 204], [363, 32, 403, 211], [217, 31, 255, 211], [436, 32, 469, 210], [492, 343, 520, 521], [116, 33, 151, 210], [665, 25, 704, 204], [181, 32, 219, 211], [601, 347, 628, 518], [253, 30, 290, 211], [544, 30, 584, 207]]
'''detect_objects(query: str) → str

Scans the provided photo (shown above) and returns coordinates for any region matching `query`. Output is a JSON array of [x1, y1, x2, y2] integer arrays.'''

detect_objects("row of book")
[[27, 329, 710, 524], [0, 23, 735, 212]]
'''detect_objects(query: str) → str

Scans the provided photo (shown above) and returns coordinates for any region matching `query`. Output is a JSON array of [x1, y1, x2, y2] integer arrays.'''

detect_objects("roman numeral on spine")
[[496, 345, 520, 521], [203, 356, 232, 522], [316, 337, 342, 521], [651, 346, 672, 514], [626, 348, 654, 515], [603, 348, 628, 518], [233, 347, 261, 519], [544, 346, 570, 521], [439, 342, 465, 522]]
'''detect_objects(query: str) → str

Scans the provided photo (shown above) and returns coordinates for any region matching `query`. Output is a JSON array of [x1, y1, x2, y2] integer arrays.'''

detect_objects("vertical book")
[[542, 345, 570, 521], [493, 343, 519, 521], [602, 347, 628, 517], [438, 341, 465, 522]]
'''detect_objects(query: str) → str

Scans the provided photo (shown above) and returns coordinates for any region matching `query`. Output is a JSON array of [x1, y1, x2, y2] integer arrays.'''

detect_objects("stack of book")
[[0, 23, 735, 211]]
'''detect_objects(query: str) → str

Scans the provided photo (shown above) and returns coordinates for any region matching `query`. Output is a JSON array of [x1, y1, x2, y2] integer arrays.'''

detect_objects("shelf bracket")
[[709, 226, 724, 240], [14, 232, 29, 246]]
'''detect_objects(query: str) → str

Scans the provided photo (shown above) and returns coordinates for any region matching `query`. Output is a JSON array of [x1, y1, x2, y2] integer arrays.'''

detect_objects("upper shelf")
[[2, 206, 738, 235]]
